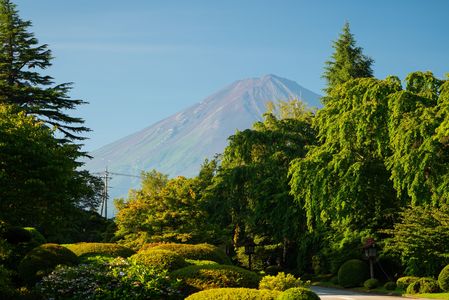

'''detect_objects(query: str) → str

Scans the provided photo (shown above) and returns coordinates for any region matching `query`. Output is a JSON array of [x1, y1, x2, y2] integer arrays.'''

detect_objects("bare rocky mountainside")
[[84, 74, 321, 215]]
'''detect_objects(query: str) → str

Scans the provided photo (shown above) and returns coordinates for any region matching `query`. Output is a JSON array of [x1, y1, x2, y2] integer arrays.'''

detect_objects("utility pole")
[[99, 167, 110, 219]]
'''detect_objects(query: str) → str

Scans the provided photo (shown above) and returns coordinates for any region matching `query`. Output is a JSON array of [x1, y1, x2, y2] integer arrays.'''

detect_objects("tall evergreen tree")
[[323, 22, 374, 95], [0, 0, 88, 140]]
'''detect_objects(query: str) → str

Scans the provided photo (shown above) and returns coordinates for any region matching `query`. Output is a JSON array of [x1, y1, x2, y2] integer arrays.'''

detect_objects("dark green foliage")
[[148, 243, 231, 265], [330, 276, 339, 285], [18, 243, 78, 284], [129, 249, 189, 271], [363, 278, 379, 289], [384, 281, 397, 290], [3, 226, 32, 244], [171, 264, 260, 295], [438, 265, 449, 291], [64, 242, 135, 258], [396, 276, 419, 290], [323, 22, 373, 94], [0, 0, 88, 140], [265, 265, 283, 275], [236, 243, 283, 271], [185, 288, 280, 300], [23, 227, 46, 245], [383, 205, 449, 276], [277, 287, 320, 300], [406, 277, 440, 294], [0, 265, 15, 299], [337, 259, 368, 288]]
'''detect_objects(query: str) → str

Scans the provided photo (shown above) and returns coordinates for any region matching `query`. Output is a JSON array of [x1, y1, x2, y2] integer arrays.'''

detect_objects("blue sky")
[[15, 0, 449, 151]]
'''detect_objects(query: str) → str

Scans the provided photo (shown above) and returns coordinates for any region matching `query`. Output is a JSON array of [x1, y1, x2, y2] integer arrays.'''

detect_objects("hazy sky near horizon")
[[14, 0, 449, 151]]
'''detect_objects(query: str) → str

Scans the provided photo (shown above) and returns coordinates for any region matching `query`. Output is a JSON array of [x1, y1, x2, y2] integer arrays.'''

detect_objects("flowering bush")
[[37, 257, 182, 299], [259, 272, 309, 291]]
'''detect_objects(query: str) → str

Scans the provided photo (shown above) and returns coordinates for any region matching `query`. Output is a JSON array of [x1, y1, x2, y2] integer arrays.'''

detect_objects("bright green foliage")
[[384, 281, 397, 290], [387, 72, 449, 205], [18, 243, 78, 284], [396, 276, 419, 290], [129, 249, 188, 271], [406, 277, 440, 294], [64, 242, 135, 258], [363, 278, 379, 289], [171, 264, 260, 295], [259, 272, 308, 291], [37, 257, 182, 300], [0, 105, 102, 241], [438, 265, 449, 291], [148, 243, 231, 265], [185, 288, 280, 300], [337, 259, 368, 288], [323, 22, 373, 94], [277, 287, 320, 300], [115, 171, 215, 248], [383, 205, 449, 276], [0, 0, 88, 140], [205, 100, 315, 267]]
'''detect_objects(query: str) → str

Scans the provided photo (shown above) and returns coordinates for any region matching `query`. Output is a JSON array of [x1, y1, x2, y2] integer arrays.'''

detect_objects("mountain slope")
[[84, 74, 321, 215]]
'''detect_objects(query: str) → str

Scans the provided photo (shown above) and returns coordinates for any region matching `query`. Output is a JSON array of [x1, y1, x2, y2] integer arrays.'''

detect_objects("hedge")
[[64, 242, 135, 258], [337, 259, 368, 288], [396, 276, 419, 290], [185, 288, 280, 300], [18, 243, 78, 284], [129, 249, 189, 271], [406, 277, 440, 294]]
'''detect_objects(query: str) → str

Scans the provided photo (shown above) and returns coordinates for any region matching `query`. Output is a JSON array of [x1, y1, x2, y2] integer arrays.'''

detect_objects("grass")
[[410, 293, 449, 299]]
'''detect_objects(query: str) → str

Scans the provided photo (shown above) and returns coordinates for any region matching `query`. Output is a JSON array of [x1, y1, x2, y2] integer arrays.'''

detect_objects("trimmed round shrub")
[[185, 288, 280, 300], [18, 243, 78, 284], [384, 281, 397, 290], [406, 277, 440, 294], [23, 227, 46, 245], [396, 276, 419, 290], [129, 249, 189, 271], [143, 243, 231, 265], [171, 264, 260, 295], [438, 264, 449, 291], [277, 287, 320, 300], [337, 259, 368, 288], [64, 242, 135, 258], [259, 272, 307, 291], [186, 259, 219, 266], [363, 278, 379, 289]]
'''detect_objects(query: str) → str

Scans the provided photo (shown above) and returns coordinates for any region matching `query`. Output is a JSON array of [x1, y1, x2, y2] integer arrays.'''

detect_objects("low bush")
[[185, 288, 280, 300], [406, 277, 440, 294], [363, 278, 379, 289], [129, 249, 189, 271], [18, 243, 78, 284], [23, 227, 46, 245], [64, 242, 135, 258], [438, 264, 449, 291], [384, 281, 397, 290], [337, 259, 368, 288], [147, 243, 231, 265], [396, 276, 419, 290], [259, 272, 308, 291], [171, 264, 260, 295], [277, 287, 320, 300], [37, 257, 182, 299]]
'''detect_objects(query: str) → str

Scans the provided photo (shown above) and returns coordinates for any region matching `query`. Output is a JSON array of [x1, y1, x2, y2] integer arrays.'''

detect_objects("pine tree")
[[323, 22, 374, 94], [0, 0, 88, 140]]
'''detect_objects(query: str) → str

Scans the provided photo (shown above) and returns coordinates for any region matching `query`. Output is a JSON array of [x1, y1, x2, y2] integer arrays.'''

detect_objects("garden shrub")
[[64, 242, 135, 258], [330, 276, 339, 285], [259, 272, 308, 291], [384, 281, 397, 290], [171, 264, 260, 295], [3, 226, 32, 244], [148, 243, 231, 265], [277, 287, 320, 300], [185, 288, 280, 300], [37, 257, 182, 299], [23, 227, 46, 245], [18, 243, 78, 284], [438, 264, 449, 291], [0, 265, 16, 299], [363, 278, 379, 289], [129, 249, 189, 271], [186, 259, 219, 266], [337, 259, 368, 287], [396, 276, 419, 290], [406, 277, 440, 294]]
